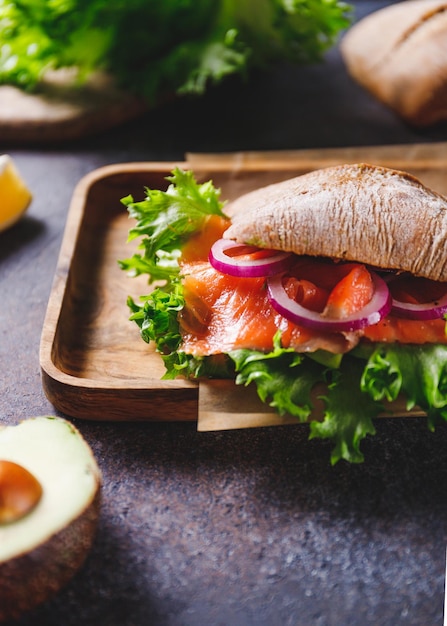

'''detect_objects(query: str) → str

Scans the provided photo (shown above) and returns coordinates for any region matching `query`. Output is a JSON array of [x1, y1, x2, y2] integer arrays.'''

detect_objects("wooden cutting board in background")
[[0, 72, 149, 143]]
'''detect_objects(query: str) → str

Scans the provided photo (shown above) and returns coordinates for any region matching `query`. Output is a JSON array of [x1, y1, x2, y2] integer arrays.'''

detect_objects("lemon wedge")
[[0, 155, 32, 232]]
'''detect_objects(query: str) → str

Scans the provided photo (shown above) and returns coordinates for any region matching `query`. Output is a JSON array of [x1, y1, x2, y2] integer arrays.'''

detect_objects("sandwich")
[[119, 164, 447, 464]]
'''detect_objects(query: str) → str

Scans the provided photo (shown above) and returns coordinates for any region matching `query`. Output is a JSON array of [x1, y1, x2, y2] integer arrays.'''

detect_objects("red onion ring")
[[209, 238, 293, 277], [267, 271, 392, 332], [391, 293, 447, 320]]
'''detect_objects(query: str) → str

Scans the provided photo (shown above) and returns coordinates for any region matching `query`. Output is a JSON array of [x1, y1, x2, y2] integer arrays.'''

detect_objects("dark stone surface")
[[1, 2, 447, 624]]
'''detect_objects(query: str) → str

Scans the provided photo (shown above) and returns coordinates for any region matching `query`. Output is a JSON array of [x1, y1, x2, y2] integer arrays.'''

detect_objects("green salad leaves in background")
[[0, 0, 351, 98], [120, 169, 447, 465]]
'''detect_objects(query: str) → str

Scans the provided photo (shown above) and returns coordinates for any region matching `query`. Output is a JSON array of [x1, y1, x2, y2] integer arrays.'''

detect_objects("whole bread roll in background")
[[340, 0, 447, 127]]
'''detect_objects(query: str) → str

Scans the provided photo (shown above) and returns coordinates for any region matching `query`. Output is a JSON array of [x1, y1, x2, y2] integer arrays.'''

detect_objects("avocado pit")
[[0, 460, 43, 524]]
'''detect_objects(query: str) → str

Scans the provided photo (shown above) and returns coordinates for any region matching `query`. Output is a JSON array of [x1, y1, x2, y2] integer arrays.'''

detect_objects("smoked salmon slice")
[[178, 230, 447, 355], [324, 265, 374, 318], [179, 261, 357, 355]]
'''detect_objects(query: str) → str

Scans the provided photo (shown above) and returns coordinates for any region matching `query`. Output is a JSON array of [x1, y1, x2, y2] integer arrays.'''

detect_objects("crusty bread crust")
[[340, 0, 447, 126], [223, 163, 447, 282]]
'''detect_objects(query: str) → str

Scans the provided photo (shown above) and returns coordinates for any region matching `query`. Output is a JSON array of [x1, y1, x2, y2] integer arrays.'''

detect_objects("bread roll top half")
[[223, 163, 447, 282]]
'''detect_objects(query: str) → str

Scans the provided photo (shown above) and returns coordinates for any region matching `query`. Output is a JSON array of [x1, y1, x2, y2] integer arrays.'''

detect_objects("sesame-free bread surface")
[[223, 163, 447, 282], [340, 0, 447, 126]]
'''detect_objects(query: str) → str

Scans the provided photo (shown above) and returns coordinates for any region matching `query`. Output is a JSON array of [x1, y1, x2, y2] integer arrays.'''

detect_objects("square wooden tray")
[[39, 144, 447, 423]]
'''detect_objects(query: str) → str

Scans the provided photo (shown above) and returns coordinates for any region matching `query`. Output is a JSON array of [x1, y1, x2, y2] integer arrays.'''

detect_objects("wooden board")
[[0, 72, 148, 143], [39, 142, 447, 423]]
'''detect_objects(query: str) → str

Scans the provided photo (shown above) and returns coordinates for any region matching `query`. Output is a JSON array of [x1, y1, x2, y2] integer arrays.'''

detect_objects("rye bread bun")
[[340, 0, 447, 126], [223, 163, 447, 282]]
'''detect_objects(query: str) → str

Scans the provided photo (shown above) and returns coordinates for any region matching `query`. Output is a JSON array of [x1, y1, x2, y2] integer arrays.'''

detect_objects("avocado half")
[[0, 416, 101, 621]]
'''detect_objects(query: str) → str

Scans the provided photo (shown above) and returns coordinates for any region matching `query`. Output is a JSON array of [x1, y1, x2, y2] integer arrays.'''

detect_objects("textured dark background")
[[2, 2, 447, 625]]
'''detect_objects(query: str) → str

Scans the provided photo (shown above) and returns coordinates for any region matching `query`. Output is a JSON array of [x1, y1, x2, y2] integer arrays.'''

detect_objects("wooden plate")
[[0, 72, 148, 144], [39, 144, 447, 423]]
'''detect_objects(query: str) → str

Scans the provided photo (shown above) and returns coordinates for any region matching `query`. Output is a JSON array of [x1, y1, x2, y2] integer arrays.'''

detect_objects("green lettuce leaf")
[[230, 336, 381, 464], [361, 343, 447, 430], [230, 332, 320, 421], [119, 167, 226, 285], [309, 357, 379, 464], [127, 281, 185, 354], [0, 0, 351, 98]]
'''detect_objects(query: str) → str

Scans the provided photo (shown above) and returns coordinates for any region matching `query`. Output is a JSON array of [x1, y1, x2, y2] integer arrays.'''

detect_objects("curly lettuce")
[[361, 344, 447, 431], [120, 168, 227, 283]]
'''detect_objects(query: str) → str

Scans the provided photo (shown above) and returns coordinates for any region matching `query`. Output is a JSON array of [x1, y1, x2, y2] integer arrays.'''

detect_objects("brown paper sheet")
[[187, 142, 447, 172], [198, 380, 300, 432], [197, 381, 426, 432]]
